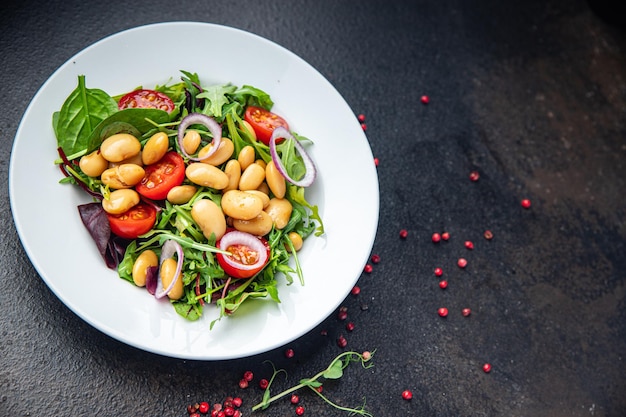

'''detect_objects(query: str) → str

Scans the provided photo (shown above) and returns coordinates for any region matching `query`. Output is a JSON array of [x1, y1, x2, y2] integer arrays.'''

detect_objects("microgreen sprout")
[[251, 350, 375, 416]]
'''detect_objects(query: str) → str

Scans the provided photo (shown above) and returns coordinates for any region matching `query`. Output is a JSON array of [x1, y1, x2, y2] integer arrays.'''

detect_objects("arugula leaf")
[[53, 75, 118, 155], [197, 84, 237, 119]]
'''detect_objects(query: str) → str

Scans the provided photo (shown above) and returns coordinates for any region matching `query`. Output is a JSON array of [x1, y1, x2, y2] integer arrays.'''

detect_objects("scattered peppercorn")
[[441, 232, 450, 241], [432, 232, 441, 243], [464, 241, 474, 250], [295, 405, 305, 415], [371, 254, 381, 264], [284, 348, 295, 358], [402, 389, 413, 400], [399, 229, 408, 239], [434, 267, 443, 277], [346, 322, 355, 332], [351, 285, 361, 295], [421, 95, 429, 104], [438, 307, 448, 317], [484, 230, 493, 240], [462, 308, 471, 317], [290, 394, 300, 404], [361, 123, 367, 131], [457, 258, 468, 268], [259, 379, 269, 389], [374, 157, 379, 166], [198, 402, 210, 414], [337, 335, 348, 348], [521, 198, 531, 208], [469, 170, 480, 181], [243, 371, 254, 382], [482, 363, 492, 373], [364, 264, 373, 273], [238, 379, 248, 389], [439, 280, 448, 289], [357, 114, 366, 122]]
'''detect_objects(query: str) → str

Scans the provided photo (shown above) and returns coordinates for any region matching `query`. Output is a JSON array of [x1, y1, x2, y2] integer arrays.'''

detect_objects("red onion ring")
[[217, 230, 269, 275], [155, 239, 184, 299], [177, 113, 222, 161], [269, 126, 317, 187]]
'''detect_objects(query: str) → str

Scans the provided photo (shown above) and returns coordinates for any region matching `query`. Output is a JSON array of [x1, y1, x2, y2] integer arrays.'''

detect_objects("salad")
[[53, 71, 323, 328]]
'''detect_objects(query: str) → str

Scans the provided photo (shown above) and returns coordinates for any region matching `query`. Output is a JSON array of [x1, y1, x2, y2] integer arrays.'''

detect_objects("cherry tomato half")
[[118, 89, 175, 113], [135, 151, 185, 200], [216, 230, 270, 279], [107, 202, 157, 239], [244, 106, 289, 145]]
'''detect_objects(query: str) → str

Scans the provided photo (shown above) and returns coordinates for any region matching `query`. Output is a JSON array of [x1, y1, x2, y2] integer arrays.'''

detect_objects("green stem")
[[251, 351, 367, 412]]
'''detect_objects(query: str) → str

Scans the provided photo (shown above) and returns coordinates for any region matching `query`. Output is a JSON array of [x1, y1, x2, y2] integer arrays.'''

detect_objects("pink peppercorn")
[[399, 229, 408, 239], [457, 258, 468, 268], [421, 95, 429, 104]]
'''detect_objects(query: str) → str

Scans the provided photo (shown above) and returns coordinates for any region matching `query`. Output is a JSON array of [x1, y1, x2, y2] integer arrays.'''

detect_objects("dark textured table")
[[2, 1, 625, 416]]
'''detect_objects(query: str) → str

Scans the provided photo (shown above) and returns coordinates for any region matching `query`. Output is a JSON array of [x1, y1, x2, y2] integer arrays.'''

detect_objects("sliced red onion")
[[154, 239, 184, 299], [177, 113, 222, 161], [269, 126, 317, 187], [217, 230, 269, 275]]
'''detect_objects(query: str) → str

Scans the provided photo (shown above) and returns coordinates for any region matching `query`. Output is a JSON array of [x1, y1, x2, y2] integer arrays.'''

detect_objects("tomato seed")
[[484, 230, 493, 240], [295, 405, 305, 415], [462, 308, 471, 317], [441, 232, 450, 241], [371, 254, 381, 263], [290, 394, 300, 404], [469, 171, 480, 181], [439, 280, 448, 289], [464, 241, 474, 250], [402, 389, 413, 400], [438, 307, 448, 317], [482, 363, 492, 373], [357, 114, 366, 122], [284, 348, 295, 358], [457, 258, 468, 268], [351, 286, 361, 295], [364, 264, 373, 274], [434, 267, 443, 277], [521, 199, 531, 209], [399, 229, 408, 238], [421, 95, 429, 104], [432, 232, 441, 243]]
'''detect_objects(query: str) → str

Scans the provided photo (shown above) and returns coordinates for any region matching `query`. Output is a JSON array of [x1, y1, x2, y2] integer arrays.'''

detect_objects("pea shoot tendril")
[[252, 350, 375, 416]]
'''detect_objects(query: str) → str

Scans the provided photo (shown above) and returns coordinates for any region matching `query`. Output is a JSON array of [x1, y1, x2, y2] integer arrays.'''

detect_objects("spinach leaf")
[[53, 75, 118, 156], [85, 108, 170, 151]]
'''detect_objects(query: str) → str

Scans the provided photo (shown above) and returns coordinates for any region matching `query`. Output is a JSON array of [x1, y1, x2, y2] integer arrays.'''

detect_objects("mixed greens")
[[53, 71, 323, 328]]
